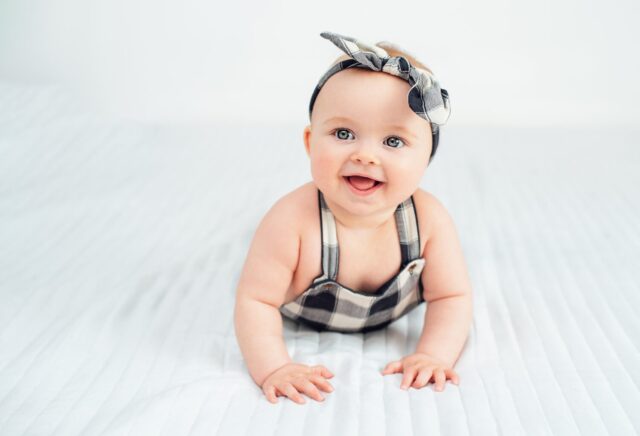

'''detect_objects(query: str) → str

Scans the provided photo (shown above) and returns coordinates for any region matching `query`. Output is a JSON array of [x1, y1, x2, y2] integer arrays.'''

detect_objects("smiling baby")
[[234, 31, 473, 404]]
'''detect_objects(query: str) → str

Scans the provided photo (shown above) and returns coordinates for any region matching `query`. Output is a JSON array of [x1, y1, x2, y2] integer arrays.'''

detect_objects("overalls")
[[280, 189, 426, 333]]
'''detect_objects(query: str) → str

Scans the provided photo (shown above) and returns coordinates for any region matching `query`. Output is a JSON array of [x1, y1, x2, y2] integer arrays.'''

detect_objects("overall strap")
[[317, 189, 422, 279], [318, 189, 339, 280], [394, 194, 422, 266]]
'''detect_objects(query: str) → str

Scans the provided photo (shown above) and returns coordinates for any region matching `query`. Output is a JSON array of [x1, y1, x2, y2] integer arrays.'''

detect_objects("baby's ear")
[[303, 125, 312, 157]]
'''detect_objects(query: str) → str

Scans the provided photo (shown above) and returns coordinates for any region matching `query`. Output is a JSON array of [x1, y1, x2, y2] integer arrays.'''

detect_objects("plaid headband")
[[308, 31, 451, 159]]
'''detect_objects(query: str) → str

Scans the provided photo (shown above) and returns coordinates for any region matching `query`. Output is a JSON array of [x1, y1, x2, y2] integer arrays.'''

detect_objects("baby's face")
[[304, 68, 432, 217]]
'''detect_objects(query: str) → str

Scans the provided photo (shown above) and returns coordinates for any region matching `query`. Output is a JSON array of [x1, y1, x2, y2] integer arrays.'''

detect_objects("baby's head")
[[303, 32, 450, 216]]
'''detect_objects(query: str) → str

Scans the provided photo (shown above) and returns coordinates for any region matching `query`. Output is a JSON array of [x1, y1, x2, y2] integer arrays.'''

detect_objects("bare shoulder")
[[413, 188, 472, 301], [269, 181, 318, 226], [252, 180, 318, 260], [267, 182, 313, 220], [235, 182, 316, 307], [411, 188, 451, 250], [250, 181, 318, 253]]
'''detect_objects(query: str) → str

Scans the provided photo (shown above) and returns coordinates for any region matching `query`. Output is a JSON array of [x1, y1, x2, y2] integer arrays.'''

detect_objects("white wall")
[[0, 0, 638, 127]]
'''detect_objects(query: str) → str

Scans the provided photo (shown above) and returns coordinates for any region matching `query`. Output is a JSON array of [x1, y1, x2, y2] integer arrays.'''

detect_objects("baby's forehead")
[[313, 70, 425, 128], [317, 70, 410, 108], [329, 67, 410, 89]]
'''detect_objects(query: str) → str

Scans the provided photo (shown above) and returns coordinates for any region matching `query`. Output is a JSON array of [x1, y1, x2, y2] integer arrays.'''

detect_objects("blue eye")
[[385, 136, 405, 148], [333, 128, 406, 149], [334, 128, 354, 140]]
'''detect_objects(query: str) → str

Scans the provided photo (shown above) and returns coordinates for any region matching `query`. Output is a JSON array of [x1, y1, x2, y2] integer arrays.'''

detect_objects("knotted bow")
[[308, 31, 451, 134]]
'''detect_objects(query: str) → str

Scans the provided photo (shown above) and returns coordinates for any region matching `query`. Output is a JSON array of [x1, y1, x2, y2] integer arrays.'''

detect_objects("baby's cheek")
[[311, 154, 337, 179]]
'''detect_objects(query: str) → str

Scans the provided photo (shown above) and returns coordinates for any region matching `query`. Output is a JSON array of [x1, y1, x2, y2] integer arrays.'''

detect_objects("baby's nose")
[[351, 146, 380, 165]]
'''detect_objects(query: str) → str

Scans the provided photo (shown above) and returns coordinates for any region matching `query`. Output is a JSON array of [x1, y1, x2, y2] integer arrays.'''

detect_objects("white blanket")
[[1, 81, 639, 435]]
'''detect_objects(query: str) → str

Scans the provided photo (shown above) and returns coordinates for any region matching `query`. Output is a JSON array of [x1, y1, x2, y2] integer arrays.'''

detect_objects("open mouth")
[[344, 175, 384, 194]]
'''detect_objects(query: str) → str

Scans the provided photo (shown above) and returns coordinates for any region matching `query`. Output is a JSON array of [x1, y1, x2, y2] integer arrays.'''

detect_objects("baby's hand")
[[381, 352, 460, 391], [261, 363, 335, 404]]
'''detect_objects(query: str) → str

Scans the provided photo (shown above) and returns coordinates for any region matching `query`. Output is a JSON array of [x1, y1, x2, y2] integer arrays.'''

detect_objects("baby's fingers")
[[382, 361, 402, 375], [294, 379, 325, 402], [412, 368, 434, 389], [447, 369, 460, 385], [433, 369, 447, 391], [280, 382, 306, 404], [400, 367, 418, 390], [312, 365, 334, 379], [309, 374, 334, 393], [263, 384, 278, 403]]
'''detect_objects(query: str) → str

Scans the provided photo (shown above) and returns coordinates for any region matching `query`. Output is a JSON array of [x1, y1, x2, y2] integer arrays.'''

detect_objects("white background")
[[0, 0, 638, 127], [1, 2, 639, 433]]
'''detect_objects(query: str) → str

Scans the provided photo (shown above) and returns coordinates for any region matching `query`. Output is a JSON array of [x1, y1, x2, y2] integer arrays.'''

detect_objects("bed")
[[1, 80, 638, 435]]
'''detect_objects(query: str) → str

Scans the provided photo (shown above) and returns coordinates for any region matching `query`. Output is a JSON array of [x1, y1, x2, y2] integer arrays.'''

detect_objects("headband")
[[308, 31, 451, 159]]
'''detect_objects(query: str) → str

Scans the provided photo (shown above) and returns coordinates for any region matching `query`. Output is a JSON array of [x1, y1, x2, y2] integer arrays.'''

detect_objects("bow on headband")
[[308, 32, 451, 158]]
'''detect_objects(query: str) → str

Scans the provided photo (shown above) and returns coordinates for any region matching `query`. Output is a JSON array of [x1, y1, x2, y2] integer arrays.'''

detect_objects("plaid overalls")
[[280, 189, 426, 333]]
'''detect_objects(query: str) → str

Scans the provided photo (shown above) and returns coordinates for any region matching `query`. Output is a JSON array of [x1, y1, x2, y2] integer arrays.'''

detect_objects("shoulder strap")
[[318, 190, 421, 278], [318, 189, 339, 280], [394, 195, 421, 266]]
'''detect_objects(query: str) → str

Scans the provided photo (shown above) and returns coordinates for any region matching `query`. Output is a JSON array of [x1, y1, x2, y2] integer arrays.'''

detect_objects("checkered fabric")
[[280, 189, 426, 333]]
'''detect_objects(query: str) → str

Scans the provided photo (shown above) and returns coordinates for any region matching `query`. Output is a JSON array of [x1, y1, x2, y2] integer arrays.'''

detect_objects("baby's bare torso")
[[283, 182, 431, 303]]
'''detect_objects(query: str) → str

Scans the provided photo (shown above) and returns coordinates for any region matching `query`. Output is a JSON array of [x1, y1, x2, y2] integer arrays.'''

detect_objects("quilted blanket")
[[1, 81, 639, 435]]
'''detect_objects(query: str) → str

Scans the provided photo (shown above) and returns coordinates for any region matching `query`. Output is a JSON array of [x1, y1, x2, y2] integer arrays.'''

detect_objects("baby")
[[234, 31, 473, 404]]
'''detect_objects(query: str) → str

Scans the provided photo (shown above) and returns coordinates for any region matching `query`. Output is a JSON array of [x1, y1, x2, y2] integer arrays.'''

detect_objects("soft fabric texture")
[[1, 81, 639, 435]]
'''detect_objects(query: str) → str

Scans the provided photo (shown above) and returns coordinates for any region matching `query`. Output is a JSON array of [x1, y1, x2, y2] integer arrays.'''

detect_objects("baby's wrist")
[[256, 359, 293, 386]]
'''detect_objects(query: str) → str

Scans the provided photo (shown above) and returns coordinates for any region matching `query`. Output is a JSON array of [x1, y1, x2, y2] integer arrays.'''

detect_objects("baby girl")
[[234, 31, 473, 404]]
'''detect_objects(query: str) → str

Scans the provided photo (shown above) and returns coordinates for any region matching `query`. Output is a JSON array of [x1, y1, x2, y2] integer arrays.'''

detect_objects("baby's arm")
[[234, 196, 334, 403], [382, 194, 473, 391], [417, 199, 473, 365], [234, 197, 298, 384]]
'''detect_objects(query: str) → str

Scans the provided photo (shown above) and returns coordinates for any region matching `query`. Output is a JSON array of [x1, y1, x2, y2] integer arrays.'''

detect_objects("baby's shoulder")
[[411, 188, 450, 241], [264, 181, 318, 231]]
